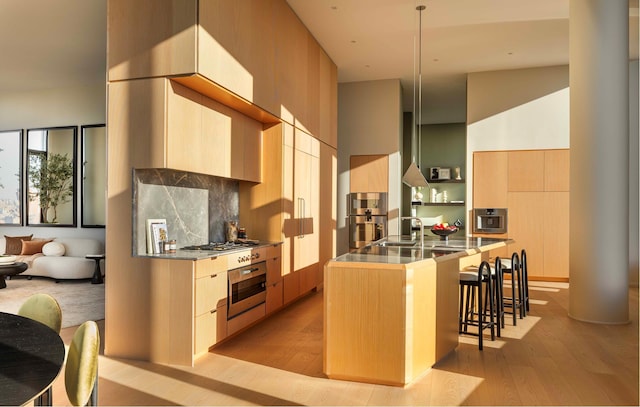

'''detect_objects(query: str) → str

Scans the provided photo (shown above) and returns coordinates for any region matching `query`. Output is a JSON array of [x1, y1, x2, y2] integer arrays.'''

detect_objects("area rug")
[[0, 276, 104, 328]]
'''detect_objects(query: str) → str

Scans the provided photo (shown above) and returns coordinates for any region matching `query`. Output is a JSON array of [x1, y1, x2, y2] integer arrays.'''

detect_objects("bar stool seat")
[[459, 261, 496, 350]]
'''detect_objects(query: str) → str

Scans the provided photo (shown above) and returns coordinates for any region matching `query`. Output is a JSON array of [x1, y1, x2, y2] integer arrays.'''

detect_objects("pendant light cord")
[[417, 5, 425, 181]]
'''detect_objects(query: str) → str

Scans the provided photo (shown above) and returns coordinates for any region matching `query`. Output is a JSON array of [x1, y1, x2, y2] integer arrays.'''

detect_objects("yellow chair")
[[65, 321, 100, 406], [18, 293, 62, 334]]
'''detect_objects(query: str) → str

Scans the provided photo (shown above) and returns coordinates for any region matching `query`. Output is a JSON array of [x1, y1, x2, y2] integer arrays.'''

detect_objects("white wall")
[[0, 82, 106, 242], [465, 65, 570, 214], [337, 79, 403, 255]]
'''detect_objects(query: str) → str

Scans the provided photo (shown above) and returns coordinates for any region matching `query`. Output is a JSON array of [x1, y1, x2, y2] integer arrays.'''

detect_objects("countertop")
[[334, 235, 511, 265], [136, 241, 282, 261]]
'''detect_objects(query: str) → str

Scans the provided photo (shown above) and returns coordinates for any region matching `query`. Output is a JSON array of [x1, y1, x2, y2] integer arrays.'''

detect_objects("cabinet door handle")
[[210, 309, 217, 314], [298, 197, 306, 238], [210, 274, 217, 278]]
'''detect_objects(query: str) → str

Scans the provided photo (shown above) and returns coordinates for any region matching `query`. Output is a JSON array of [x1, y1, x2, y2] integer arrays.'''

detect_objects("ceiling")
[[0, 0, 637, 124]]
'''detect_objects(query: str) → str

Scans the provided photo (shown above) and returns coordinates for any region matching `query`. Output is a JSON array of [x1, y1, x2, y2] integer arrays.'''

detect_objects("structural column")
[[569, 0, 629, 323]]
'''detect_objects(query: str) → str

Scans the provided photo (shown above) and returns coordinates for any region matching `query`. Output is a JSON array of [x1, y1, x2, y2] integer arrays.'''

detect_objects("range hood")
[[402, 162, 430, 188]]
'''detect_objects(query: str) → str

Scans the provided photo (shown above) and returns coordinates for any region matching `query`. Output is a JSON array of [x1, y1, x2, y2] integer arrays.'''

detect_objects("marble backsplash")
[[134, 168, 239, 254]]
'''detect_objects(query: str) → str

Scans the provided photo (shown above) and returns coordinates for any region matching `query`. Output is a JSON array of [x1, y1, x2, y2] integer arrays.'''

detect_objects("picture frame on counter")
[[146, 218, 168, 254]]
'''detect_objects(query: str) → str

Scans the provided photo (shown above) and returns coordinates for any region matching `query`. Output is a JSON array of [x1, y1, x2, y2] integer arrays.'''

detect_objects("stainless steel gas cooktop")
[[181, 241, 259, 252]]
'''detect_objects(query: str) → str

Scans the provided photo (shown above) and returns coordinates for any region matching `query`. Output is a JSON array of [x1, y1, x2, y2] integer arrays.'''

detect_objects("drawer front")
[[194, 309, 218, 355], [266, 256, 282, 285], [195, 256, 227, 279], [195, 272, 227, 316], [265, 244, 281, 259]]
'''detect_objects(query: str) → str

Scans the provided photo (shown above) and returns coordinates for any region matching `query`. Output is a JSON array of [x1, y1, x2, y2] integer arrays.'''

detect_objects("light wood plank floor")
[[51, 282, 639, 406]]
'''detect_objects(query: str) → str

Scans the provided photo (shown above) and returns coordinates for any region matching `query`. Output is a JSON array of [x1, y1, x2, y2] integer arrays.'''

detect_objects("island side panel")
[[434, 256, 461, 361], [406, 260, 438, 381], [324, 262, 408, 386]]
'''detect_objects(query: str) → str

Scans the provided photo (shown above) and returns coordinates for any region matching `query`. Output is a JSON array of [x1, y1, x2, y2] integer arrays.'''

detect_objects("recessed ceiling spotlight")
[[351, 40, 357, 44], [331, 6, 337, 10], [508, 52, 514, 55], [433, 58, 439, 62], [365, 64, 370, 68]]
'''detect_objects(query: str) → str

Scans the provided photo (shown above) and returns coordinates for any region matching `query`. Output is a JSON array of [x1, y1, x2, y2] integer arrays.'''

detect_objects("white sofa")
[[0, 237, 105, 281]]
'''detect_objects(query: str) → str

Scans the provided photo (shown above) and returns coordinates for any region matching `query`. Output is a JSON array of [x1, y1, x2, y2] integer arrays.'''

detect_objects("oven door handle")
[[241, 267, 260, 275]]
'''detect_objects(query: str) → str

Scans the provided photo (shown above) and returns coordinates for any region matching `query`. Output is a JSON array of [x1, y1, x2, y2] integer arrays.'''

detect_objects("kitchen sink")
[[375, 241, 419, 248]]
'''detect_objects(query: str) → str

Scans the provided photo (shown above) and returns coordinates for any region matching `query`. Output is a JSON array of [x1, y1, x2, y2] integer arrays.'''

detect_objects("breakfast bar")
[[323, 235, 510, 387]]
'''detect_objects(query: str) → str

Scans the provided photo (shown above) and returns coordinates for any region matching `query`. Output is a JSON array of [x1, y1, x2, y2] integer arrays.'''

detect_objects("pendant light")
[[402, 4, 430, 190]]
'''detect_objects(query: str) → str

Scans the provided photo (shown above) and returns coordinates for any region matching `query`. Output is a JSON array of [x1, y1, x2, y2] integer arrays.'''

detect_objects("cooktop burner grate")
[[181, 241, 259, 252]]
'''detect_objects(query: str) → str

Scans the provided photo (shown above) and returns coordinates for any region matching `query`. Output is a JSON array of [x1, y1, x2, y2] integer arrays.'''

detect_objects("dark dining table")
[[0, 312, 66, 406]]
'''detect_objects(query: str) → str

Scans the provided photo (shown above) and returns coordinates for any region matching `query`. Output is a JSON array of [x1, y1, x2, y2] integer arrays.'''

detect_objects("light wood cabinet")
[[544, 149, 570, 191], [167, 81, 261, 181], [109, 79, 262, 182], [108, 0, 338, 148], [508, 150, 545, 191], [194, 257, 228, 356], [543, 192, 570, 278], [350, 155, 389, 193], [507, 192, 545, 278], [107, 0, 198, 81], [265, 244, 283, 314], [473, 151, 508, 207], [239, 122, 329, 306], [319, 142, 337, 281], [473, 149, 570, 280]]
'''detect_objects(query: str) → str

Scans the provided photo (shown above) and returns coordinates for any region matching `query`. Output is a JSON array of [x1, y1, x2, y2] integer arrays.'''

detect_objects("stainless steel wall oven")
[[472, 208, 508, 234], [227, 260, 266, 320], [348, 192, 388, 249]]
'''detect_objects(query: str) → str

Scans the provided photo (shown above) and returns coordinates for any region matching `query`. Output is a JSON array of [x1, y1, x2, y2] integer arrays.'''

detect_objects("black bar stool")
[[459, 260, 496, 350], [500, 251, 524, 324], [520, 249, 530, 314]]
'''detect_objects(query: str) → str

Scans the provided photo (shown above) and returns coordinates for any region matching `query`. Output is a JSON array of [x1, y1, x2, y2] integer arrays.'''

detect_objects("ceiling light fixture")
[[402, 4, 430, 191]]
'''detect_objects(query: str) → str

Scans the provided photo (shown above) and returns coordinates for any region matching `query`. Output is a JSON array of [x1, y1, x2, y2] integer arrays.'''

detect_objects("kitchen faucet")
[[400, 217, 424, 247]]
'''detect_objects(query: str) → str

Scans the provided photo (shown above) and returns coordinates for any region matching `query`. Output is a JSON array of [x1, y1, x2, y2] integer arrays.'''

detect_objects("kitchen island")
[[323, 235, 509, 387]]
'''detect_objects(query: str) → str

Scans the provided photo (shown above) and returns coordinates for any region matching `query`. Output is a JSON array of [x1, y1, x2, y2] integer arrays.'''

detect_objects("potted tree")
[[28, 153, 74, 223]]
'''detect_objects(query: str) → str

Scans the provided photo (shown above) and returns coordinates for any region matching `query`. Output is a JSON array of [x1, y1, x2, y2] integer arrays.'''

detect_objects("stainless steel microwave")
[[473, 208, 508, 234]]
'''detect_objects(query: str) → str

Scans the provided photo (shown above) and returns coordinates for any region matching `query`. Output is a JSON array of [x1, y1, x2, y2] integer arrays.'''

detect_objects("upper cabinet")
[[108, 78, 261, 182], [107, 0, 337, 148]]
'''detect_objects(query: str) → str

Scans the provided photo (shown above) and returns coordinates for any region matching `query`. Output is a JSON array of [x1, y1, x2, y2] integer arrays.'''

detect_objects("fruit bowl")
[[430, 225, 458, 240]]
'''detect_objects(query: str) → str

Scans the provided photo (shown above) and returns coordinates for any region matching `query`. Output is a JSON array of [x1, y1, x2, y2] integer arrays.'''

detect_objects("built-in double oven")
[[226, 250, 266, 320], [348, 192, 388, 249]]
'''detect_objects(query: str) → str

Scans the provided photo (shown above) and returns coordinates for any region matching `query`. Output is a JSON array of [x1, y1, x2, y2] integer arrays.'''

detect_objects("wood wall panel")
[[507, 192, 545, 278], [105, 78, 168, 361], [543, 192, 570, 278], [544, 149, 570, 191], [508, 150, 545, 191], [473, 151, 508, 208], [350, 155, 389, 193]]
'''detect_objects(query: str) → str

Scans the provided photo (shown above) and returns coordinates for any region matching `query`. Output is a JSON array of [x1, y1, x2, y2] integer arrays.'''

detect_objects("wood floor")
[[51, 282, 639, 406]]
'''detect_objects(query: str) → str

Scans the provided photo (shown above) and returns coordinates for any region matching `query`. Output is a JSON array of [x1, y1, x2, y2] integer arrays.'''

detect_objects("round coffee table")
[[0, 262, 27, 289]]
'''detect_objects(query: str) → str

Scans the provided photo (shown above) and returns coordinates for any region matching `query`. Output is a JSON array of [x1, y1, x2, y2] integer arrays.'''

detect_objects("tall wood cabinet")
[[473, 149, 570, 280], [240, 122, 332, 306]]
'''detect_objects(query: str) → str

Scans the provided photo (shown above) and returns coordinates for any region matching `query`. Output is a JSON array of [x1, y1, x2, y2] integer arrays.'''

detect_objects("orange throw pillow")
[[20, 239, 52, 255], [4, 234, 33, 255]]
